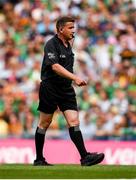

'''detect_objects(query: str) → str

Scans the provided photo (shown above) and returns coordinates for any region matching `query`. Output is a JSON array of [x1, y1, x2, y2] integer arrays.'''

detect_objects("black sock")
[[69, 126, 88, 159], [35, 127, 46, 160]]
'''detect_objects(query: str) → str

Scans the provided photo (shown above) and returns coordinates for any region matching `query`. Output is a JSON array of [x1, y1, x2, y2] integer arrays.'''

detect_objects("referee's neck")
[[57, 33, 69, 48]]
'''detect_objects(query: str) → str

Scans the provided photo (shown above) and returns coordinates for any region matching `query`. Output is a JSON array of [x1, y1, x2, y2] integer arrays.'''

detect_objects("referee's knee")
[[68, 119, 79, 127], [38, 119, 52, 129]]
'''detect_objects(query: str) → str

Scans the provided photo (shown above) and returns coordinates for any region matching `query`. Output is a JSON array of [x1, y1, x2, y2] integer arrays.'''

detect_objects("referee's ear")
[[60, 28, 63, 33], [58, 27, 64, 34]]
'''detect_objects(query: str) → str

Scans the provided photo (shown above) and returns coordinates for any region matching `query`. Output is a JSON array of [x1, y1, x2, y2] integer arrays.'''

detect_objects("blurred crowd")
[[0, 0, 136, 140]]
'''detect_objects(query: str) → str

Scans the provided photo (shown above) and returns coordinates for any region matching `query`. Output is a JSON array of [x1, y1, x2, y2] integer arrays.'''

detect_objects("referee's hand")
[[74, 76, 87, 86]]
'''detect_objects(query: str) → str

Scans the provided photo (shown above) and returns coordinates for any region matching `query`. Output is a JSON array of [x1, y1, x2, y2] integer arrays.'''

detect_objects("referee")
[[34, 16, 104, 166]]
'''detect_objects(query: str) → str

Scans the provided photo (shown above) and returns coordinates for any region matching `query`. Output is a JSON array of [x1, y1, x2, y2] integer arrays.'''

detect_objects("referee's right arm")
[[52, 63, 87, 86]]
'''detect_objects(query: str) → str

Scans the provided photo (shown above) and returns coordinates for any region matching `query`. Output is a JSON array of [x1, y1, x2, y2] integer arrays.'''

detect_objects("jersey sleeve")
[[44, 41, 59, 66]]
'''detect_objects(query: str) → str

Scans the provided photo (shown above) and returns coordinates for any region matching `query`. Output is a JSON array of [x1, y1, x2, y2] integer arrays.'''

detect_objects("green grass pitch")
[[0, 164, 136, 179]]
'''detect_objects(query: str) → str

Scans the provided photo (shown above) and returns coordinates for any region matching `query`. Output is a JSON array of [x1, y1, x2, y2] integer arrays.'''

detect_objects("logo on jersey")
[[60, 54, 66, 58], [48, 52, 55, 59]]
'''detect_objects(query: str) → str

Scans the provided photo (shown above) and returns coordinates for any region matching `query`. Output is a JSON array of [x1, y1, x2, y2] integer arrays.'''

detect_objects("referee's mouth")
[[67, 34, 75, 40], [71, 34, 75, 38]]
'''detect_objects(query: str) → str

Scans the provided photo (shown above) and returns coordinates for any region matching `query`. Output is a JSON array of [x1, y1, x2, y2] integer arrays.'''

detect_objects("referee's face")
[[62, 22, 75, 41]]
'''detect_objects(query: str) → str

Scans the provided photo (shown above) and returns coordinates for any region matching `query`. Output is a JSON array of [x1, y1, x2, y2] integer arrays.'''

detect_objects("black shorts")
[[37, 81, 78, 114]]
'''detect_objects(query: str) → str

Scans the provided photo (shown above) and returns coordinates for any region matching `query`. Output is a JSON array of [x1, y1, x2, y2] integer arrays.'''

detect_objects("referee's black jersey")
[[41, 34, 74, 86]]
